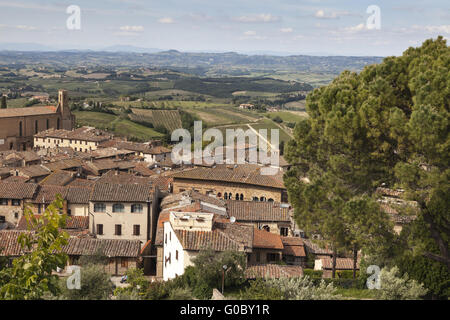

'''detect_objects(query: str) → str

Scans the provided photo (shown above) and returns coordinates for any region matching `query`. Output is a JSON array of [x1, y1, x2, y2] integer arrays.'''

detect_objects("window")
[[94, 203, 106, 212], [217, 192, 222, 198], [0, 199, 7, 206], [224, 193, 228, 200], [35, 120, 38, 134], [131, 204, 143, 213], [260, 196, 266, 202], [268, 198, 274, 202], [115, 224, 122, 236], [280, 227, 289, 237], [235, 193, 239, 200], [165, 233, 167, 244], [14, 212, 19, 219], [267, 253, 279, 262], [97, 224, 103, 235], [68, 209, 72, 216], [112, 203, 124, 213], [46, 119, 49, 129], [12, 199, 20, 206], [57, 118, 60, 129], [176, 250, 179, 260], [37, 204, 41, 214], [253, 197, 259, 201], [19, 121, 22, 137], [240, 193, 244, 201], [133, 225, 140, 236]]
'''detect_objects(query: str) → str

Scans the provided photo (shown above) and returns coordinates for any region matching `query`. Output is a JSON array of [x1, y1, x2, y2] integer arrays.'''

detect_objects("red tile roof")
[[0, 105, 57, 118], [227, 200, 290, 222], [62, 237, 141, 258], [91, 182, 153, 202], [16, 215, 89, 230], [173, 164, 286, 189], [253, 228, 284, 250], [281, 237, 306, 257], [320, 257, 360, 270], [245, 264, 304, 279], [0, 181, 38, 199]]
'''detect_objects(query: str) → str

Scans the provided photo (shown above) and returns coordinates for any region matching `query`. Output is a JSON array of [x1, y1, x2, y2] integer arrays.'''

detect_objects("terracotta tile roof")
[[131, 163, 156, 177], [91, 147, 134, 159], [0, 230, 31, 256], [31, 185, 68, 204], [16, 165, 51, 178], [0, 181, 38, 199], [320, 257, 360, 270], [35, 126, 112, 142], [0, 150, 40, 163], [148, 175, 172, 192], [91, 182, 153, 202], [42, 159, 83, 172], [245, 264, 304, 279], [0, 176, 30, 183], [66, 186, 92, 204], [173, 164, 286, 189], [16, 215, 89, 230], [39, 170, 74, 186], [96, 171, 153, 186], [175, 229, 241, 251], [62, 237, 141, 258], [0, 105, 56, 118], [281, 237, 306, 257], [253, 228, 284, 250], [66, 178, 95, 187], [83, 159, 135, 174], [161, 190, 226, 210], [226, 201, 290, 222], [302, 239, 333, 256]]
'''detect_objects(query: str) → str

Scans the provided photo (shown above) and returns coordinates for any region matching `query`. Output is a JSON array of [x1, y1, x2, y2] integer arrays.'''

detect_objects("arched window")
[[19, 121, 22, 137], [57, 118, 60, 129], [240, 194, 244, 201], [113, 203, 124, 213], [131, 204, 143, 213], [260, 196, 266, 202], [262, 225, 270, 232], [235, 193, 239, 200], [224, 193, 228, 200], [268, 198, 274, 202], [253, 196, 259, 201]]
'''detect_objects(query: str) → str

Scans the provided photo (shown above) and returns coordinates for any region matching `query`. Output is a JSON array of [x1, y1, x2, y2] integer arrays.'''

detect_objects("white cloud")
[[280, 27, 293, 33], [343, 23, 366, 33], [244, 30, 257, 36], [420, 25, 450, 34], [314, 9, 357, 19], [234, 14, 280, 23], [158, 17, 174, 24], [240, 30, 266, 40], [119, 25, 144, 32], [0, 24, 38, 31]]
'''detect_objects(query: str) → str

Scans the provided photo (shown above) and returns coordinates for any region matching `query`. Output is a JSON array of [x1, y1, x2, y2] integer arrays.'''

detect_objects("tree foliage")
[[376, 266, 428, 300], [284, 37, 449, 281], [0, 195, 69, 300]]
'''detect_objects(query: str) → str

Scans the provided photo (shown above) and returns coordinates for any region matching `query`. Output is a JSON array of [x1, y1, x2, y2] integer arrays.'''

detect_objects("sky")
[[0, 0, 448, 56]]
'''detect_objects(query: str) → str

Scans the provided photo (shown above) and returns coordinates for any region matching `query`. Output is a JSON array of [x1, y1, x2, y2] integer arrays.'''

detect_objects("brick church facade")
[[0, 90, 75, 151]]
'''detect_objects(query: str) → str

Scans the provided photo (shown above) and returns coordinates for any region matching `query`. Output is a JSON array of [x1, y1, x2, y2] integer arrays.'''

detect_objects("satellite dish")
[[230, 216, 236, 223]]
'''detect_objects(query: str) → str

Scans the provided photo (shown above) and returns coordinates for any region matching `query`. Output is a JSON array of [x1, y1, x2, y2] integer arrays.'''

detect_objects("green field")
[[265, 111, 307, 123], [129, 108, 182, 132], [73, 111, 165, 141]]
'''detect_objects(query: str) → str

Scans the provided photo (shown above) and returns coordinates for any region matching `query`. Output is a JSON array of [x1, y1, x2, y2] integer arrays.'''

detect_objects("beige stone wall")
[[173, 179, 283, 202], [238, 221, 292, 237], [0, 114, 62, 151], [34, 136, 98, 152], [89, 201, 149, 242], [0, 200, 24, 226]]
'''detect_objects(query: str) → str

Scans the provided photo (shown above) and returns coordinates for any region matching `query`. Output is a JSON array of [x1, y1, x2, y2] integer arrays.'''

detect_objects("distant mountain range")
[[0, 44, 384, 76]]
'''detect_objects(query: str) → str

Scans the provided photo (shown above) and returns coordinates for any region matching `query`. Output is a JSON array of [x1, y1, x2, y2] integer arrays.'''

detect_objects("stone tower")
[[58, 89, 75, 130]]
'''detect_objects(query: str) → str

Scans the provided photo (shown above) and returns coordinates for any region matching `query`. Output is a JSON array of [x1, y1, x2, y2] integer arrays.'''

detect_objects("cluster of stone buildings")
[[0, 89, 380, 281]]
